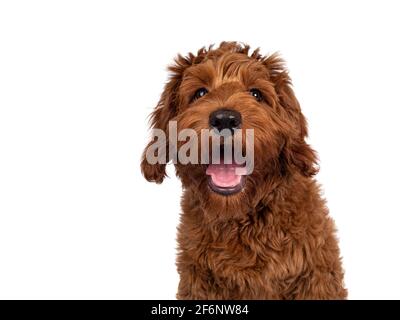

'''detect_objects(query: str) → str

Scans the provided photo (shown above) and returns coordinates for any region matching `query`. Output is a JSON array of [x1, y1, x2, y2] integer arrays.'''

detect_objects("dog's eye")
[[192, 88, 208, 101], [250, 89, 263, 102]]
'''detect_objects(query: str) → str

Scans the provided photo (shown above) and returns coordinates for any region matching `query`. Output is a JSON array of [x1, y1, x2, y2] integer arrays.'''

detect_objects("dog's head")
[[141, 42, 317, 219]]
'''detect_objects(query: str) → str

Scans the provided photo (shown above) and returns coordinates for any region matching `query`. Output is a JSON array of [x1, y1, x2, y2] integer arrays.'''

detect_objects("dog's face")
[[141, 42, 317, 220]]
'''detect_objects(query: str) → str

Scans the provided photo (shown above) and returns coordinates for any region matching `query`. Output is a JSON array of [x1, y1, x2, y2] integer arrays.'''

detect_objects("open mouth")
[[206, 162, 247, 195]]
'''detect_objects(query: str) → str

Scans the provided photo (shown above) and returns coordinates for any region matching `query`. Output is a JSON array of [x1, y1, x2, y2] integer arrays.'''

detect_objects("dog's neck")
[[183, 171, 313, 228]]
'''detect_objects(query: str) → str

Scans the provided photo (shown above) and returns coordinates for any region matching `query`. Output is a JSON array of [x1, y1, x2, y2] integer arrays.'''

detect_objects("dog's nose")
[[209, 109, 242, 133]]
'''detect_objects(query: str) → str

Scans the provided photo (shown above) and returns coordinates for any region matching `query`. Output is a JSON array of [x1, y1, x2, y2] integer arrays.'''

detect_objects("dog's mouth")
[[206, 162, 247, 195]]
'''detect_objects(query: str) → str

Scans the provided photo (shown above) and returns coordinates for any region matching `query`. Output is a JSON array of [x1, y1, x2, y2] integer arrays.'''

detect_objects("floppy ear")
[[141, 54, 195, 183], [279, 137, 319, 177], [264, 54, 318, 177]]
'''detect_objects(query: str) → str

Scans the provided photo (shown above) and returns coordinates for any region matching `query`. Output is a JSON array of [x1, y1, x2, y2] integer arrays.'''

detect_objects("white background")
[[0, 0, 399, 299]]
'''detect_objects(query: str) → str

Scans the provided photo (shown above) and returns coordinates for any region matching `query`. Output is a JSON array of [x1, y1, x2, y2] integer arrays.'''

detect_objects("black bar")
[[0, 300, 398, 319]]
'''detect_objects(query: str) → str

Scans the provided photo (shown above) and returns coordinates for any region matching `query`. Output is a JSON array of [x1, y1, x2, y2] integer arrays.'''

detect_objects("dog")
[[141, 42, 347, 299]]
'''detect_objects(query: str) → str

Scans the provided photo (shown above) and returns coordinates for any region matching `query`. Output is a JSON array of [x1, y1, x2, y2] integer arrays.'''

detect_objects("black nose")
[[209, 109, 242, 133]]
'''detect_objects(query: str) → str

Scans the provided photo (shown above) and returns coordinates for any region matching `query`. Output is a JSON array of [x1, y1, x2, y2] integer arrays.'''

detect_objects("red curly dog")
[[141, 42, 347, 299]]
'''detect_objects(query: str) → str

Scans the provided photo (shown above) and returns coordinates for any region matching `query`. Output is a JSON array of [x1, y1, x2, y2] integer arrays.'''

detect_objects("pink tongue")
[[206, 164, 247, 188]]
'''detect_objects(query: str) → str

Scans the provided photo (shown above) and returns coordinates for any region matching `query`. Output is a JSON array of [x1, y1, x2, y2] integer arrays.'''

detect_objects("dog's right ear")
[[140, 79, 175, 183], [141, 53, 198, 183]]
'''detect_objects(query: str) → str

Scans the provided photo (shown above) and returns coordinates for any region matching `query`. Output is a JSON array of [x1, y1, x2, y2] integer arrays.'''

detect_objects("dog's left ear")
[[264, 54, 319, 177], [280, 137, 319, 177]]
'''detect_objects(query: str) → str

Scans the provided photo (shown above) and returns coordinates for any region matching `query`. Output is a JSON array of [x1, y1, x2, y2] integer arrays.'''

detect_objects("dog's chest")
[[185, 226, 298, 297]]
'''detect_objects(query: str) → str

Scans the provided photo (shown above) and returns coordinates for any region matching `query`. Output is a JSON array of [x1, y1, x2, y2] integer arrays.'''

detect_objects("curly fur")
[[141, 42, 347, 299]]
